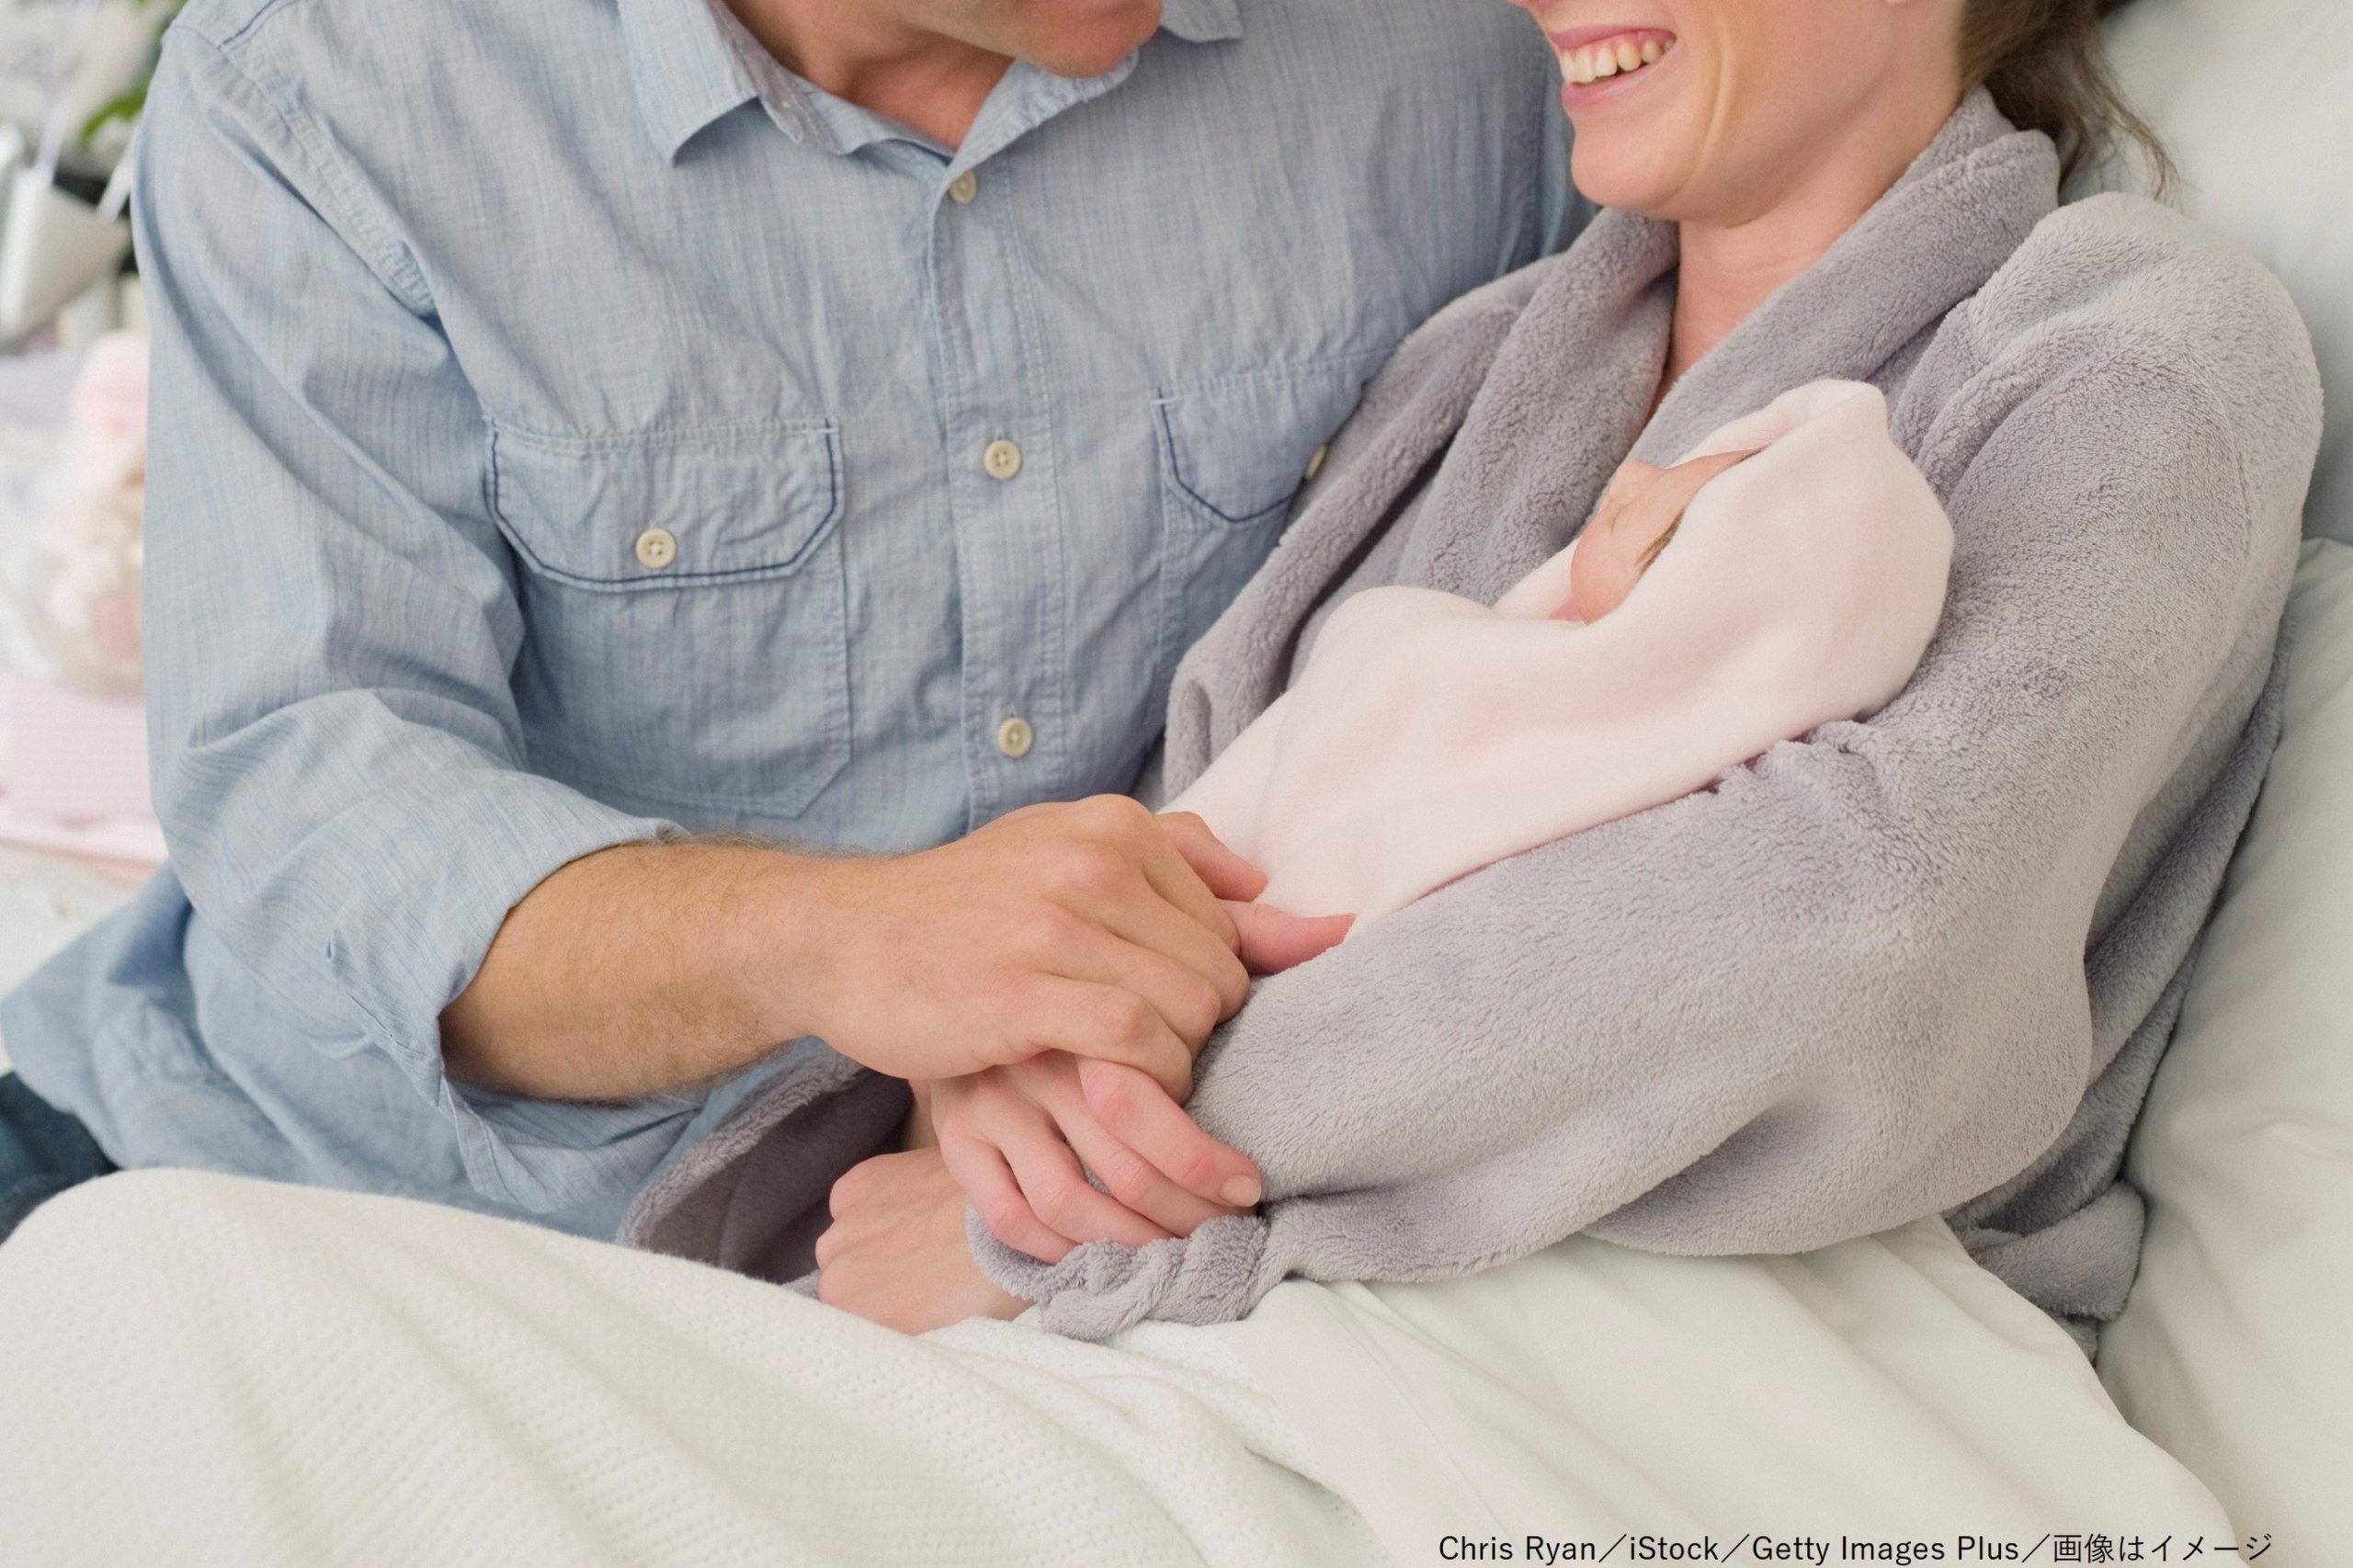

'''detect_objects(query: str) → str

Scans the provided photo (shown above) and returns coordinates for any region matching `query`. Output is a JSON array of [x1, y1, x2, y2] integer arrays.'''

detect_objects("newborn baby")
[[1168, 379, 1955, 929]]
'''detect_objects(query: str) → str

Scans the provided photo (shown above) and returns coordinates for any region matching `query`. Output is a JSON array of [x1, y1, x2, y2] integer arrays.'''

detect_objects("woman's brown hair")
[[1959, 0, 2176, 196]]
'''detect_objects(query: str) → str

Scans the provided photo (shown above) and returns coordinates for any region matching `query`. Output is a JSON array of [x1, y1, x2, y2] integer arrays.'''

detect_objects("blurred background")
[[0, 0, 173, 995]]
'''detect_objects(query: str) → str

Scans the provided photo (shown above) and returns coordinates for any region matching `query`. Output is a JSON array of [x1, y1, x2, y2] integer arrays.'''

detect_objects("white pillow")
[[2099, 0, 2353, 542], [2099, 539, 2353, 1554]]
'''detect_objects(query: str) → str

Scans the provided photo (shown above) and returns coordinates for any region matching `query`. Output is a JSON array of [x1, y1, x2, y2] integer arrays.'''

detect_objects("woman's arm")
[[968, 318, 2321, 1337]]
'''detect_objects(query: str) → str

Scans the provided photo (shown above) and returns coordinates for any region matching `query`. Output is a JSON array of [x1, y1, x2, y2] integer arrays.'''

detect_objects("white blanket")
[[0, 1171, 1380, 1568], [0, 1171, 2232, 1568]]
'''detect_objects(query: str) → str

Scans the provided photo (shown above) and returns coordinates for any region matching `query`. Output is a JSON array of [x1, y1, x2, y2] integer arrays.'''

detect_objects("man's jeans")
[[0, 1074, 113, 1244]]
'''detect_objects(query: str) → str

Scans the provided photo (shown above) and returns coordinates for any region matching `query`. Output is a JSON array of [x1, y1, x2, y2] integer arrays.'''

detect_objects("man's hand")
[[800, 798, 1263, 1097], [814, 1147, 1030, 1335], [440, 795, 1342, 1111], [1155, 812, 1358, 974]]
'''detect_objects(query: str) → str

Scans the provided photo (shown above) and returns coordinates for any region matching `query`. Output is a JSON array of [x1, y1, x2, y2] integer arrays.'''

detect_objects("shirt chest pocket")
[[488, 420, 851, 821], [1151, 353, 1386, 692]]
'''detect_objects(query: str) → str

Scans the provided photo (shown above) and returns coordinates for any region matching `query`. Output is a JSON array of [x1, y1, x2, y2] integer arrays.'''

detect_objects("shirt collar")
[[1159, 0, 1245, 44], [622, 0, 1245, 163], [620, 0, 765, 164]]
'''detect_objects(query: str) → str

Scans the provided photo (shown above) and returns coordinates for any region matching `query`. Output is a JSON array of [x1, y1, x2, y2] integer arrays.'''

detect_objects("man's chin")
[[1013, 3, 1163, 78], [1023, 37, 1155, 78]]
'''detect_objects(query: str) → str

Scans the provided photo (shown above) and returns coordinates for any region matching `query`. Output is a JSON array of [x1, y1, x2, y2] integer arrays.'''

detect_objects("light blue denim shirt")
[[3, 0, 1576, 1236]]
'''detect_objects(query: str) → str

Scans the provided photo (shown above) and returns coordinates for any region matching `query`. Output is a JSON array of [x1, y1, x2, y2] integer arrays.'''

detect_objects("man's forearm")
[[437, 796, 1267, 1110], [440, 839, 827, 1102]]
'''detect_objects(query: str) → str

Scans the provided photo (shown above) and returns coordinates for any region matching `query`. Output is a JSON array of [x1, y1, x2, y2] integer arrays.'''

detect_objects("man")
[[0, 0, 1574, 1244]]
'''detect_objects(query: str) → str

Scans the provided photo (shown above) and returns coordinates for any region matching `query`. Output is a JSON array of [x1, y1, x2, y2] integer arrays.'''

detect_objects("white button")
[[996, 716, 1035, 759], [1303, 443, 1330, 483], [634, 527, 678, 570], [983, 438, 1024, 481], [948, 169, 979, 205]]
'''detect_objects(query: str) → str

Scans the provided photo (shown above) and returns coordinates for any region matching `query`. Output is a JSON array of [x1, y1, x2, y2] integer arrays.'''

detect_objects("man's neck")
[[722, 0, 1012, 148]]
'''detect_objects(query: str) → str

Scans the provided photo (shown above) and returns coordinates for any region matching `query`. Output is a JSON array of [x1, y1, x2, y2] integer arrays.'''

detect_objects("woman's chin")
[[1567, 144, 1685, 217]]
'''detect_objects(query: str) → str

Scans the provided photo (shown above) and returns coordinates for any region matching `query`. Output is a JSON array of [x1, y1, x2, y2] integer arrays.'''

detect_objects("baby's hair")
[[1634, 517, 1680, 575]]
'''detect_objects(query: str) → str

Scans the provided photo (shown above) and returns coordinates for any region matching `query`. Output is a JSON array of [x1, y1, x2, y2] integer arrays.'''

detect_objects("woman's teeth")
[[1558, 36, 1669, 85]]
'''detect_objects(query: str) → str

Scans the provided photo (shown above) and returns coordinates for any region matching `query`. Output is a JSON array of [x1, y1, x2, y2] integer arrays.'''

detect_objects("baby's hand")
[[928, 1053, 1263, 1264]]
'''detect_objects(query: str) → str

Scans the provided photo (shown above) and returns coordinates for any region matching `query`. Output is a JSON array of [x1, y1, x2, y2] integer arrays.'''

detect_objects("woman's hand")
[[929, 1055, 1259, 1262], [922, 847, 1347, 1264], [813, 1147, 1030, 1335]]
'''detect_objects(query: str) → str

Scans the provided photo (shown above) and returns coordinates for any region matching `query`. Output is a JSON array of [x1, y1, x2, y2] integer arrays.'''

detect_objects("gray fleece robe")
[[621, 92, 2323, 1358]]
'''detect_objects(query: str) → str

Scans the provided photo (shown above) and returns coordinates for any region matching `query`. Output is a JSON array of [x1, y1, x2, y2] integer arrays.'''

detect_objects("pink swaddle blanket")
[[1168, 380, 1955, 928]]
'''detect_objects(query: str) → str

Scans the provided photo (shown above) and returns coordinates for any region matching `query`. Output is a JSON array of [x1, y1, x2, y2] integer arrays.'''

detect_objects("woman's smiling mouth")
[[1550, 27, 1677, 89]]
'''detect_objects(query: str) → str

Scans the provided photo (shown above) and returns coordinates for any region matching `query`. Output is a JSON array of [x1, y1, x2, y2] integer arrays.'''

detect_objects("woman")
[[636, 0, 2324, 1356]]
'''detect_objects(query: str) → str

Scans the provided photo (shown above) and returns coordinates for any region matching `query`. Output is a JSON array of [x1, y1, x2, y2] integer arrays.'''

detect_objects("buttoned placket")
[[923, 146, 1063, 828], [914, 61, 1145, 830], [713, 30, 1163, 831]]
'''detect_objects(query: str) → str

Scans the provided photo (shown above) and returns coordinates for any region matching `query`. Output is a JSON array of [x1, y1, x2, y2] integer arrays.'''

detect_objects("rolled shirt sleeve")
[[131, 34, 676, 1209]]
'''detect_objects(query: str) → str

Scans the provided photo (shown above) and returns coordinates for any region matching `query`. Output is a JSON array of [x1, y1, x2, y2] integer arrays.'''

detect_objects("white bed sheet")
[[2089, 0, 2353, 1544], [1229, 1217, 2233, 1565], [2098, 541, 2353, 1560], [0, 1171, 2231, 1568]]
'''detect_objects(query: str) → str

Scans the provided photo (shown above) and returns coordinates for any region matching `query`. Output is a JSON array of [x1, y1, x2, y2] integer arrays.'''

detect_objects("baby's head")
[[1565, 446, 1761, 622]]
